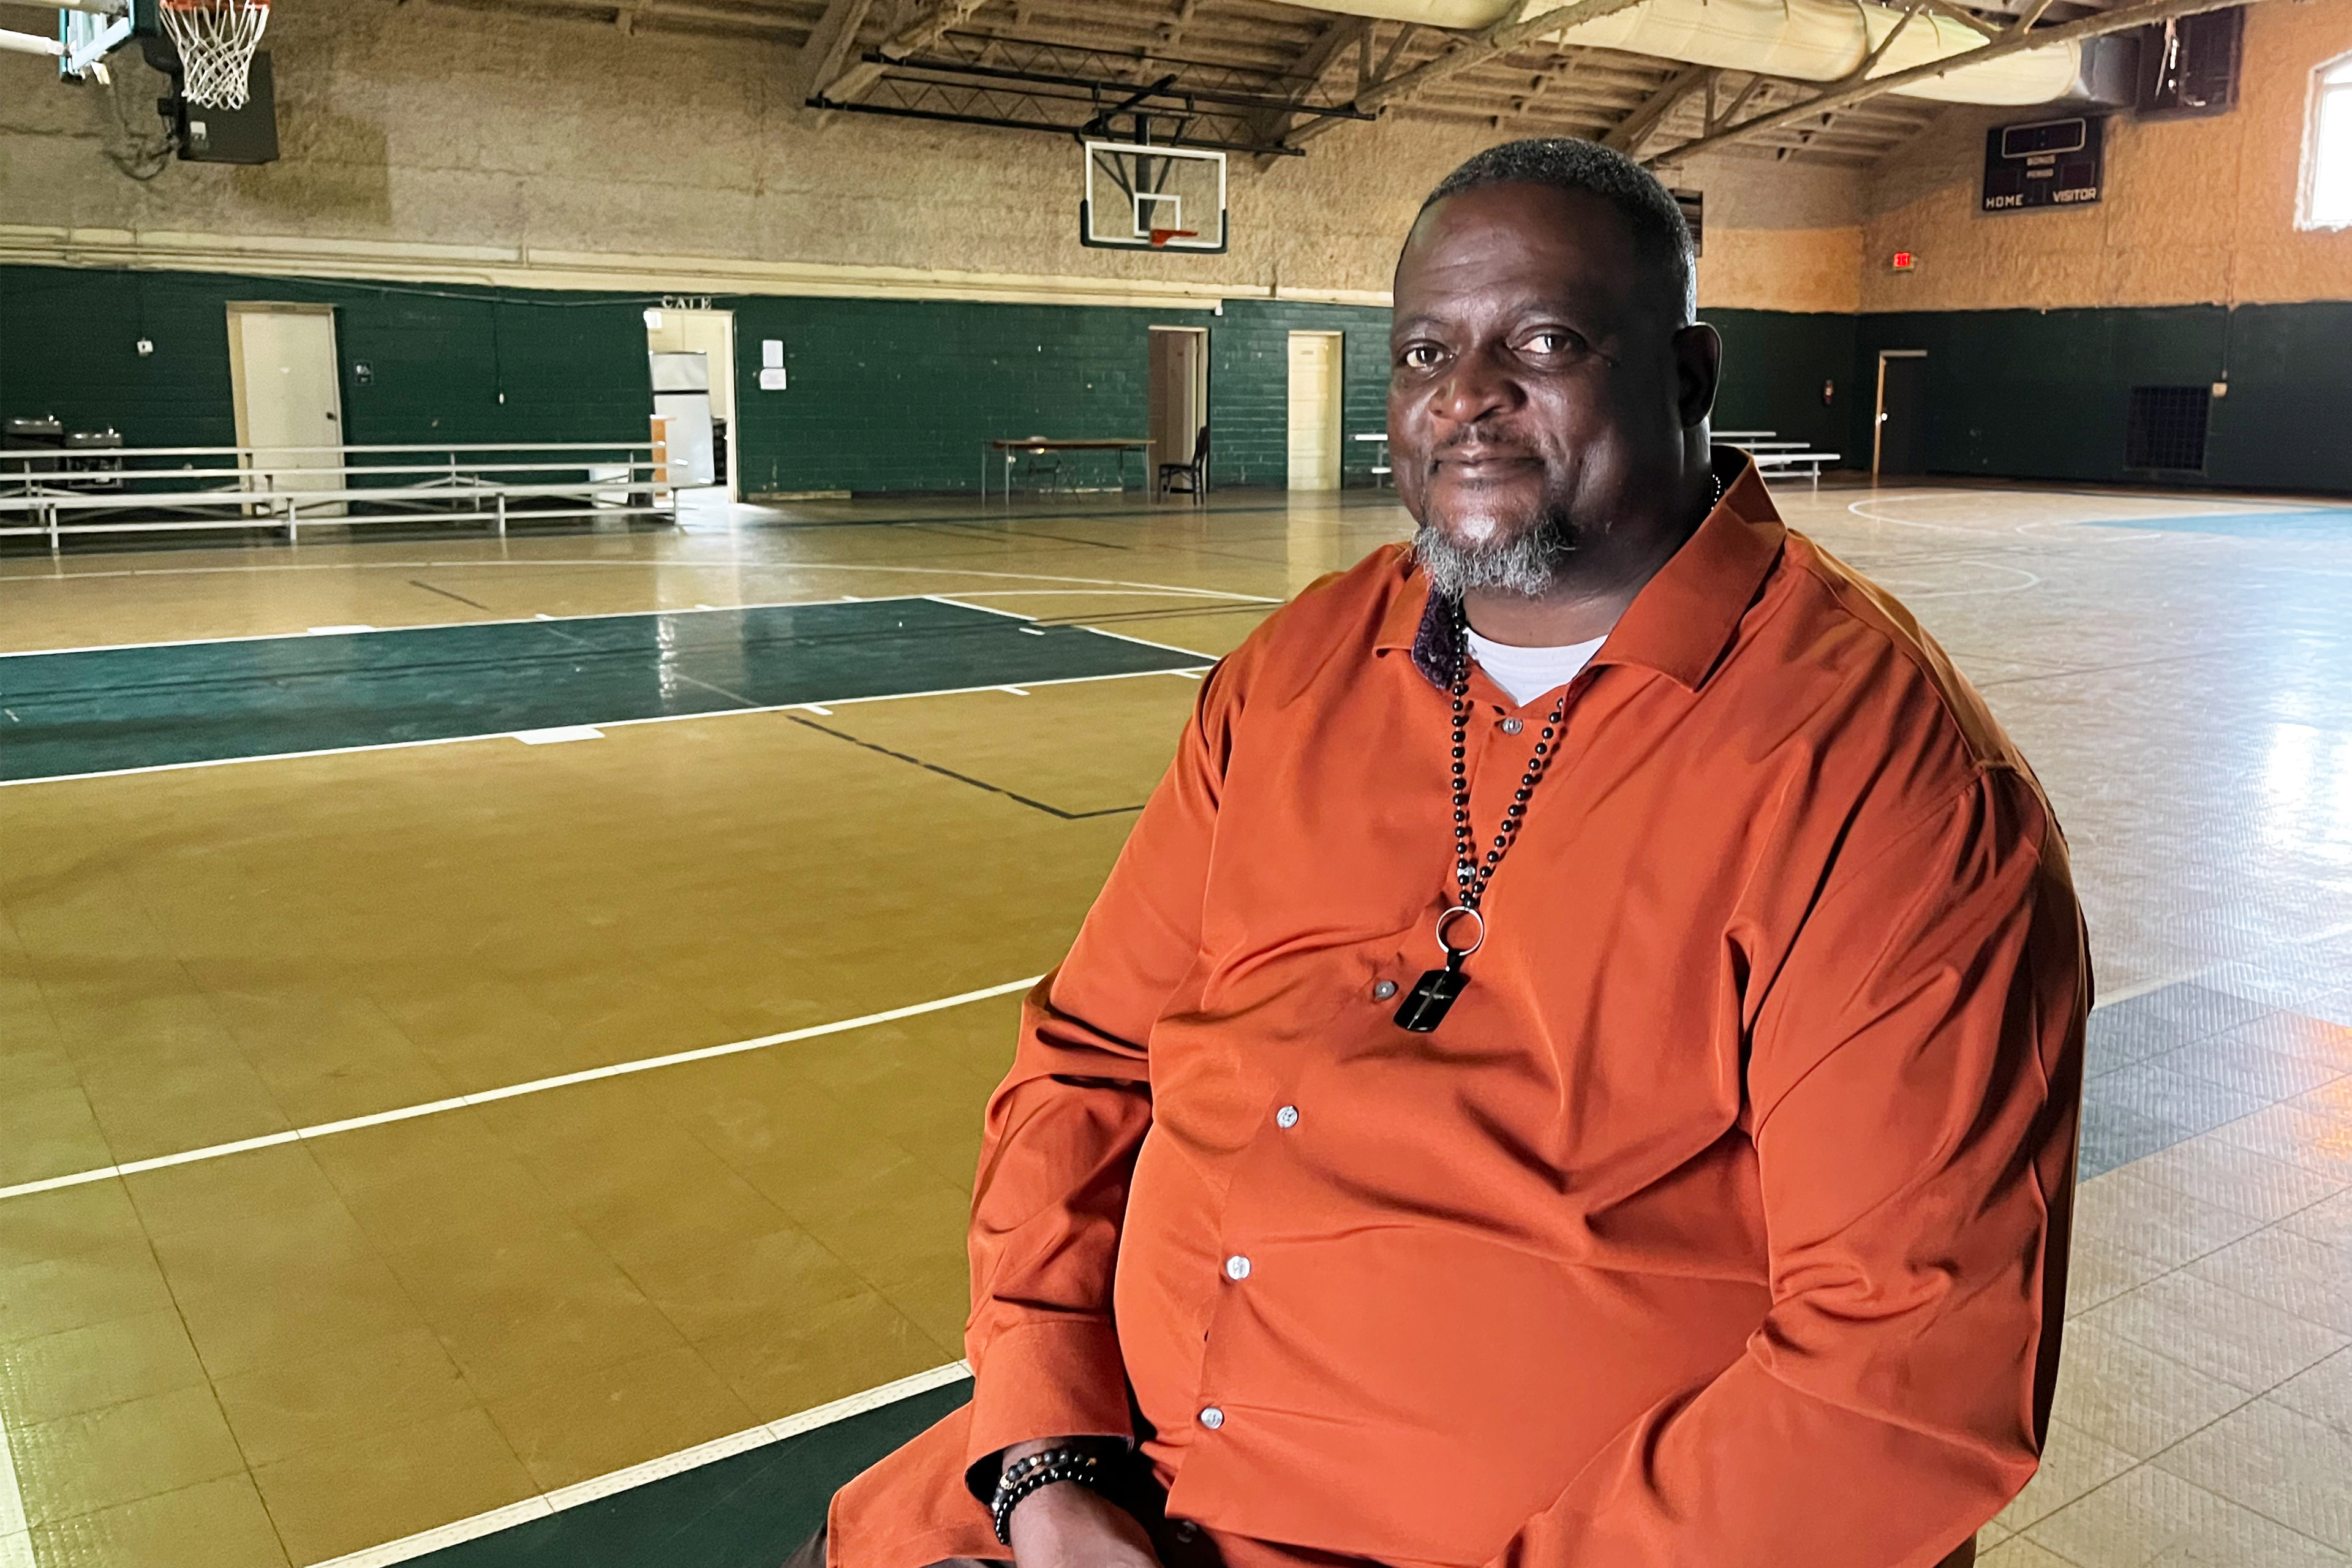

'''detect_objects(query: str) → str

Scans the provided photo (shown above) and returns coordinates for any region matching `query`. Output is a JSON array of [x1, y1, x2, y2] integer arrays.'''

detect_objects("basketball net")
[[160, 0, 270, 110]]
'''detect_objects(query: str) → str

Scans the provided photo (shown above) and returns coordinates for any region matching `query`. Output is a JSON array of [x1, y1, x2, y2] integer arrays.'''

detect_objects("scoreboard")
[[1982, 116, 2106, 211]]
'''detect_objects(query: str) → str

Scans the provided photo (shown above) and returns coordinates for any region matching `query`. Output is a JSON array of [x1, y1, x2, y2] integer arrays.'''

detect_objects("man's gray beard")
[[1412, 513, 1576, 599]]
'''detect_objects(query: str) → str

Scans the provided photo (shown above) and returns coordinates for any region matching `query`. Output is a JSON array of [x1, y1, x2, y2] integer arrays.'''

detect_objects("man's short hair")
[[1420, 138, 1697, 323]]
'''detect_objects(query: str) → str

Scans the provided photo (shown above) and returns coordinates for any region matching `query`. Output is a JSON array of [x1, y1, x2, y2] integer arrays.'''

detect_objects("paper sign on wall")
[[760, 339, 786, 390], [759, 368, 787, 391]]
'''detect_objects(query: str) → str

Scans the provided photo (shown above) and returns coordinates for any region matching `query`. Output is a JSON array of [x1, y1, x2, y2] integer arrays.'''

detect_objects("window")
[[2305, 55, 2352, 229]]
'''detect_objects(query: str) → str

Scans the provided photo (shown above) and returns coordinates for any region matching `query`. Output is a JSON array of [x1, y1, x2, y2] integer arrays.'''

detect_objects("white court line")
[[0, 663, 1210, 791], [923, 594, 1217, 663], [0, 591, 923, 660], [310, 1361, 973, 1568], [3, 556, 1278, 611], [1, 573, 1277, 661], [0, 976, 1043, 1205]]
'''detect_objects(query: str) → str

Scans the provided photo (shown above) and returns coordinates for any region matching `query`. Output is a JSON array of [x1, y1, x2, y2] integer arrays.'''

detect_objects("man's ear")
[[1673, 323, 1722, 428]]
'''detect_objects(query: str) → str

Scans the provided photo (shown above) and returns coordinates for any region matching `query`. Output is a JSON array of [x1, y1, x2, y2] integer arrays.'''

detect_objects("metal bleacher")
[[0, 439, 677, 554], [1717, 431, 1841, 493]]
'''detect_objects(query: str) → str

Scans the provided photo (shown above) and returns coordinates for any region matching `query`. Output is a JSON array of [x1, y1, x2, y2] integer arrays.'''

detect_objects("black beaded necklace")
[[1392, 471, 1727, 1035], [1390, 609, 1570, 1033]]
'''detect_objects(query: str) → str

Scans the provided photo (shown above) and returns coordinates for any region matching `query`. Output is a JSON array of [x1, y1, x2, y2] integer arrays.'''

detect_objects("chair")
[[1015, 443, 1063, 493], [1158, 425, 1209, 503]]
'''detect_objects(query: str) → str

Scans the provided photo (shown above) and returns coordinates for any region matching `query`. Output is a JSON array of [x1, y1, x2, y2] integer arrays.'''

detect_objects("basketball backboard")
[[59, 0, 134, 81], [1081, 141, 1227, 254]]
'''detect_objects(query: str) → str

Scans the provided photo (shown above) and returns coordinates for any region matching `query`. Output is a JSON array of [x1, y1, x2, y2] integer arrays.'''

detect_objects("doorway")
[[1874, 350, 1928, 478], [1148, 326, 1209, 484], [646, 307, 737, 499], [227, 302, 346, 517], [1286, 331, 1343, 492]]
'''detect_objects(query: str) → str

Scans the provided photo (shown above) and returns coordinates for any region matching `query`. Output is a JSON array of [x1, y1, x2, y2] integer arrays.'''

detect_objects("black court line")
[[913, 521, 1135, 552], [1031, 601, 1275, 630], [785, 712, 1148, 820], [410, 578, 497, 610], [0, 597, 1211, 784]]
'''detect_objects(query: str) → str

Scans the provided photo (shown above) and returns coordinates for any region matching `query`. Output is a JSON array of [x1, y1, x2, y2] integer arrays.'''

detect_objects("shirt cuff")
[[962, 1316, 1135, 1498]]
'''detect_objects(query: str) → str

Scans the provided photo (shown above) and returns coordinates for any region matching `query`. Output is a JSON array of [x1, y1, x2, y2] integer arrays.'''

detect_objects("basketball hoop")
[[159, 0, 269, 109], [1147, 228, 1199, 249]]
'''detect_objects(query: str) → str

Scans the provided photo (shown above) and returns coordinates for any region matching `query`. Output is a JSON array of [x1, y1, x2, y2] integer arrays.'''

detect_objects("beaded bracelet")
[[990, 1447, 1106, 1545]]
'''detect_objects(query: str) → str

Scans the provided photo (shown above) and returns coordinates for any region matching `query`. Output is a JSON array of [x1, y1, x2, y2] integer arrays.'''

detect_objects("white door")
[[1149, 326, 1208, 479], [229, 304, 345, 516], [1286, 331, 1343, 492]]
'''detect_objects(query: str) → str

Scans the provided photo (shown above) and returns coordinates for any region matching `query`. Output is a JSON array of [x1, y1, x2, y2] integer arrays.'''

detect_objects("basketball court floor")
[[2, 479, 2351, 1568]]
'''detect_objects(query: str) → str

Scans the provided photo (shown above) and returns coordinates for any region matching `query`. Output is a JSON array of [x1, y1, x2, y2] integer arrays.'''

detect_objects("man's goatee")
[[1412, 516, 1576, 599]]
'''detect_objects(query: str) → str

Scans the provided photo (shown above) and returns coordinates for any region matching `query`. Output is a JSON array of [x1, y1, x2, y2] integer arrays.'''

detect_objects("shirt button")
[[1224, 1254, 1251, 1280], [1500, 717, 1524, 734], [1199, 1406, 1225, 1430], [1372, 979, 1398, 1001], [1275, 1104, 1300, 1128]]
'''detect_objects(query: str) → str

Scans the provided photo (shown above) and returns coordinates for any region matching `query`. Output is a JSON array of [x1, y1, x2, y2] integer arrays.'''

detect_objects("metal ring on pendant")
[[1434, 904, 1486, 959]]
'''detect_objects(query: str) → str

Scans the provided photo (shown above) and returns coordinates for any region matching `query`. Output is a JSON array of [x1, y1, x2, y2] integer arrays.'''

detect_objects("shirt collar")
[[1376, 449, 1784, 693]]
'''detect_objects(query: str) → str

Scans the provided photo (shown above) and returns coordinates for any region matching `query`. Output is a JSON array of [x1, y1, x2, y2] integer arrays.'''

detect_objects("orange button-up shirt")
[[833, 460, 2089, 1568]]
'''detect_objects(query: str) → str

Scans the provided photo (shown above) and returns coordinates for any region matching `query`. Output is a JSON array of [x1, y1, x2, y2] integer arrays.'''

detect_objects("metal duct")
[[1290, 0, 2094, 107]]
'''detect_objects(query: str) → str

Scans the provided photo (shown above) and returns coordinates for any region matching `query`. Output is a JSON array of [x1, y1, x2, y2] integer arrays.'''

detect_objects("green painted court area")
[[413, 1381, 971, 1568], [0, 598, 1208, 783]]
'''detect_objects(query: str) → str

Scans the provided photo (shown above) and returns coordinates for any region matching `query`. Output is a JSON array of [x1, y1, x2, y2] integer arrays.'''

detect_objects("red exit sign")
[[1892, 251, 1917, 271]]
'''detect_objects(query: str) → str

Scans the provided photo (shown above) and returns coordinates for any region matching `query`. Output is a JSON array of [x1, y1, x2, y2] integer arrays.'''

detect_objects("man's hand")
[[1008, 1479, 1161, 1568], [998, 1439, 1161, 1568]]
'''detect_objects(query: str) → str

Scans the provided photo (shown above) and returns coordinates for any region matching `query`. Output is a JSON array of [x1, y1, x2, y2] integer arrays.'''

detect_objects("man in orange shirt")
[[808, 138, 2087, 1568]]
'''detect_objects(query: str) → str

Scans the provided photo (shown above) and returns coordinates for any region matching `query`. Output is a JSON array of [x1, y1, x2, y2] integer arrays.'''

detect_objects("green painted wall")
[[1706, 307, 1856, 459], [0, 266, 651, 451], [725, 295, 1393, 495], [1852, 304, 2352, 493], [7, 263, 2345, 497], [1206, 300, 1392, 490]]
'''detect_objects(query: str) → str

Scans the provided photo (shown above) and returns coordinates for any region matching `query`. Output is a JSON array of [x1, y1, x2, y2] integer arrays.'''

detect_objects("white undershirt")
[[1467, 627, 1608, 707]]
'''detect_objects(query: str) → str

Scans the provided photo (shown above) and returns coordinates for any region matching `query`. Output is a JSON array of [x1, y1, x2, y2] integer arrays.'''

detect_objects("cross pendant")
[[1393, 959, 1469, 1033]]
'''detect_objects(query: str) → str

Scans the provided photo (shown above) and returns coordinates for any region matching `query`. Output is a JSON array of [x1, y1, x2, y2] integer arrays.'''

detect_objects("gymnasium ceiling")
[[467, 0, 2130, 167]]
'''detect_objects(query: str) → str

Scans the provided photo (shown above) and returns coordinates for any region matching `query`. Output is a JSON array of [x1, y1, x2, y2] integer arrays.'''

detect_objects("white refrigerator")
[[650, 351, 716, 487]]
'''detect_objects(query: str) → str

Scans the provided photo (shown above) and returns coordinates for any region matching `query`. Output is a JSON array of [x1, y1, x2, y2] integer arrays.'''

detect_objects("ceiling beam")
[[1251, 12, 1369, 143], [796, 0, 877, 98], [1289, 0, 1652, 146], [1914, 0, 2003, 39], [818, 0, 993, 103], [1646, 0, 2267, 164], [1600, 62, 1710, 151]]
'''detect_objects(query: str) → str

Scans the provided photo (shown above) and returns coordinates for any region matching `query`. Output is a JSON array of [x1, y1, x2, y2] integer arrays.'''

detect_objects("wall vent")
[[2125, 386, 2212, 471]]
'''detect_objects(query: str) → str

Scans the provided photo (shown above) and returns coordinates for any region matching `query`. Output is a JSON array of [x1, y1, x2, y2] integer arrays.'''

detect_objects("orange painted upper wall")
[[1861, 0, 2352, 311]]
